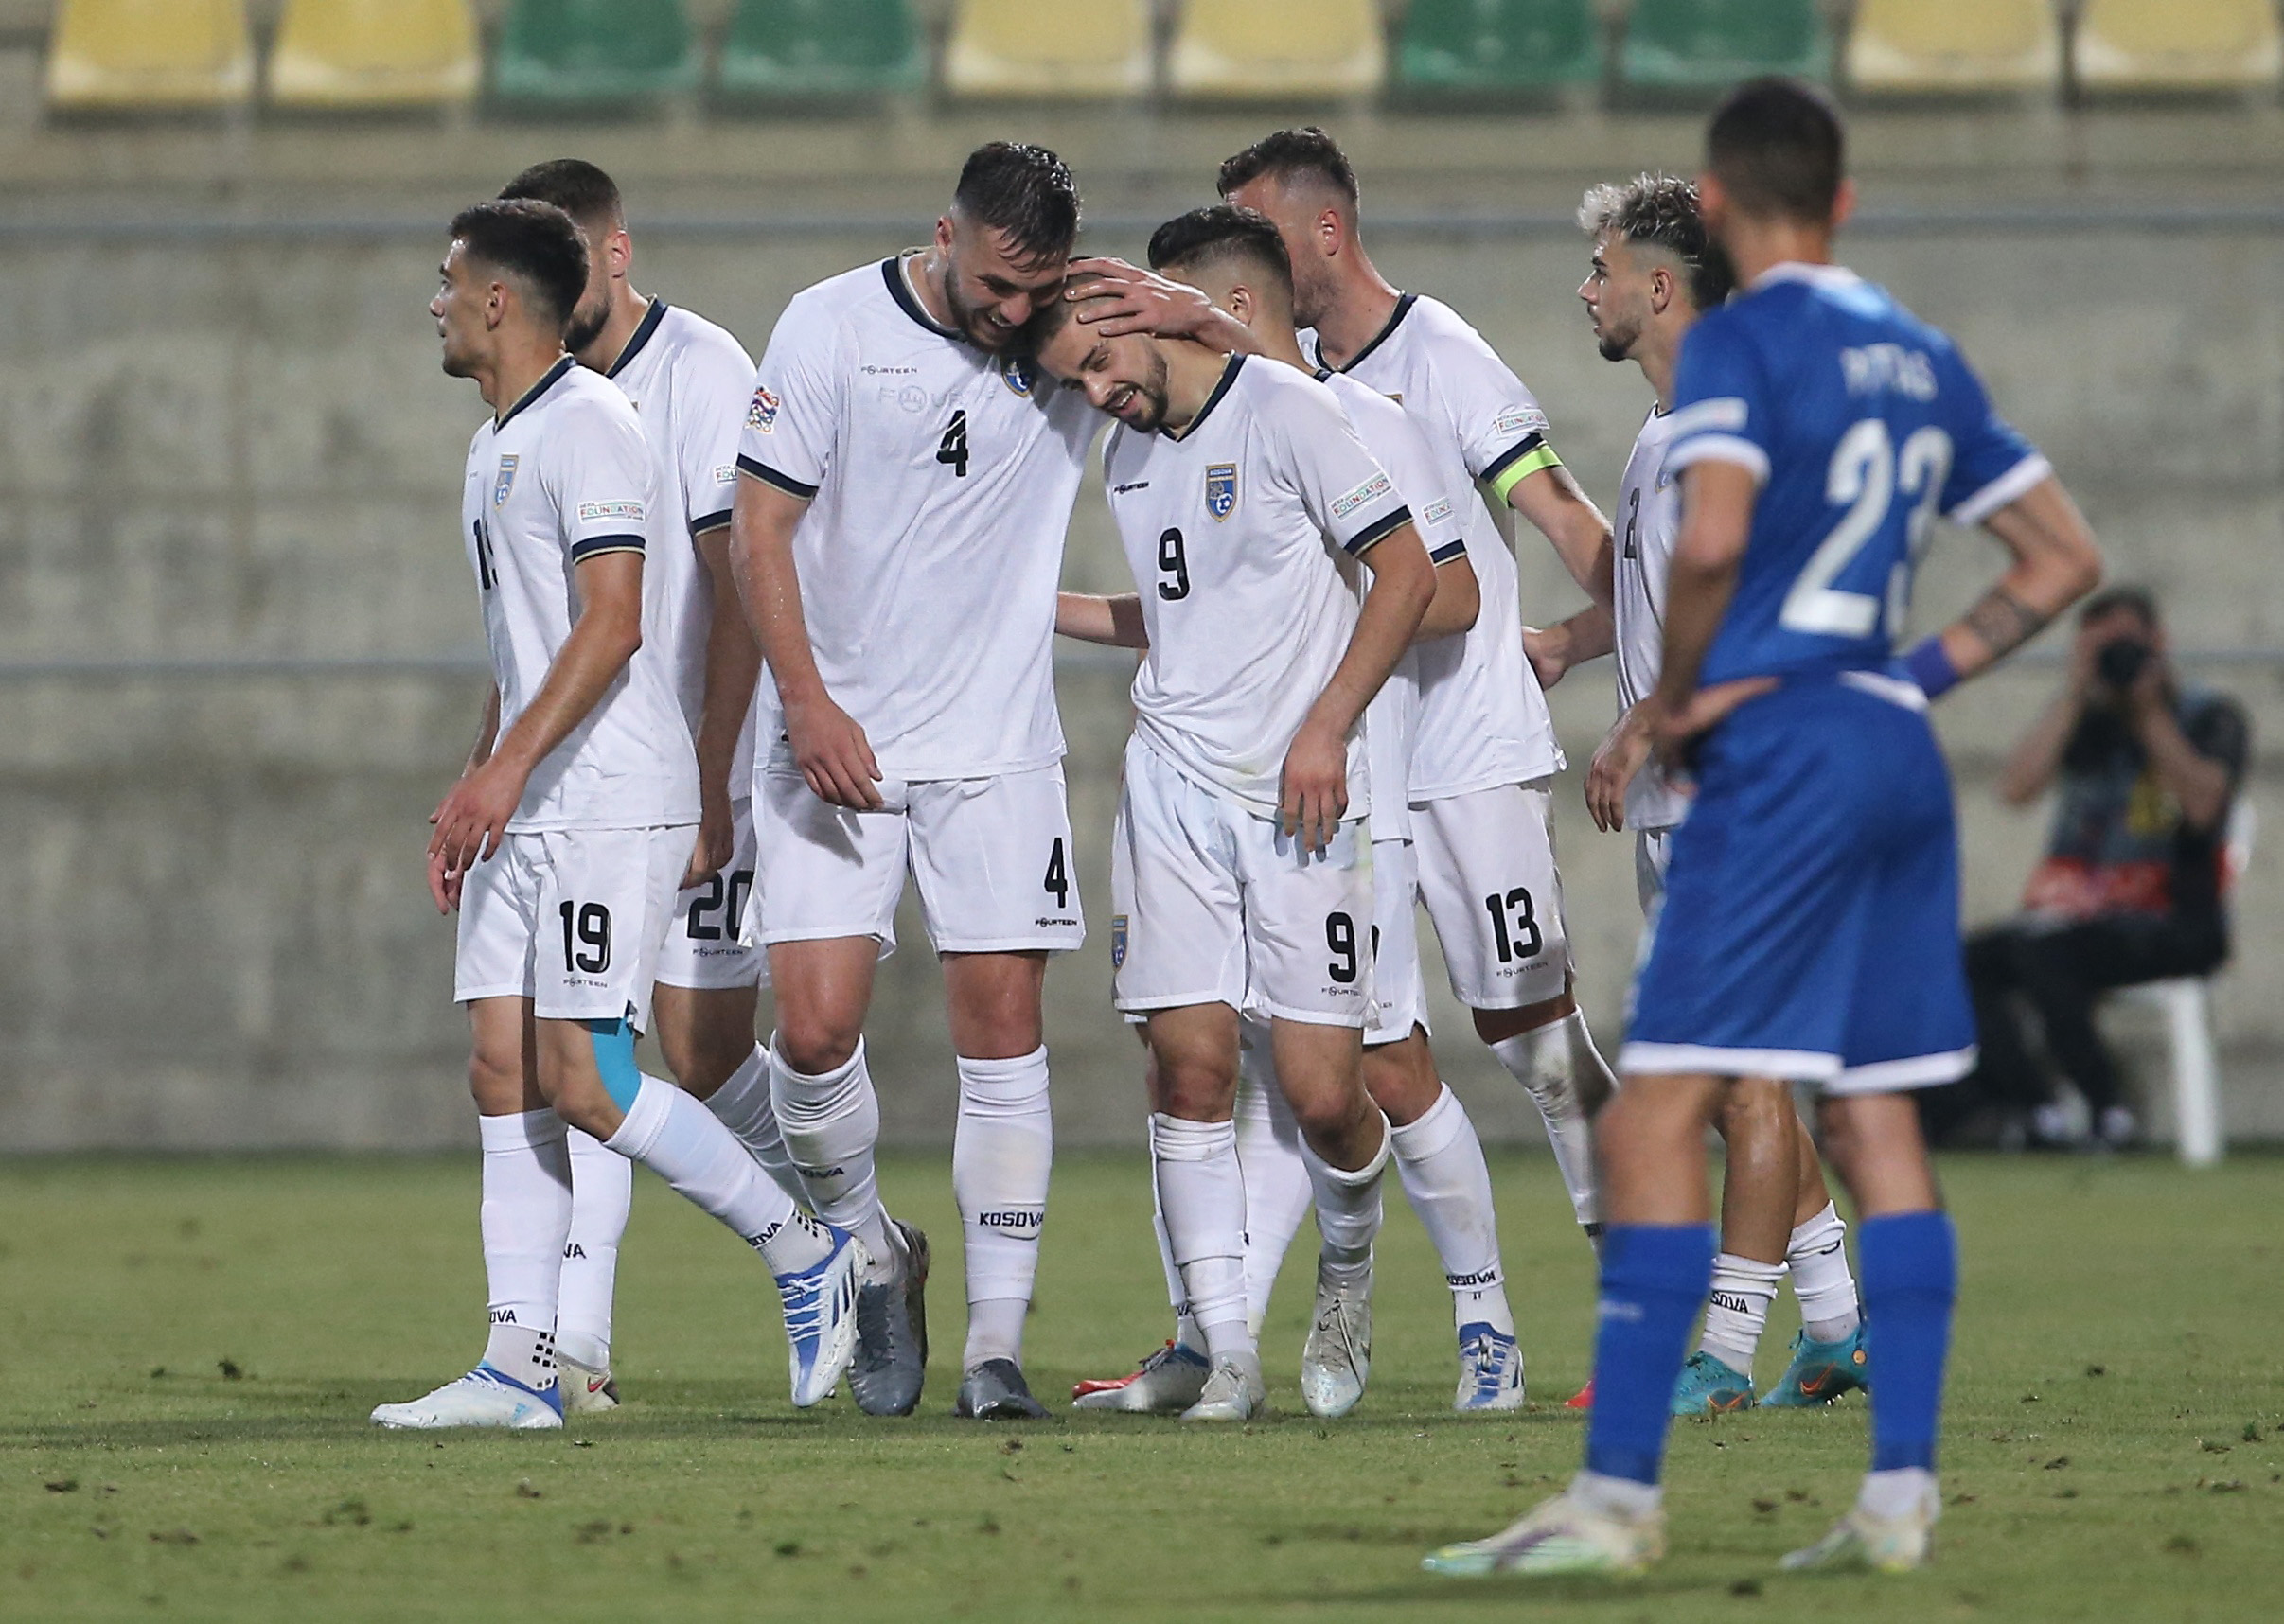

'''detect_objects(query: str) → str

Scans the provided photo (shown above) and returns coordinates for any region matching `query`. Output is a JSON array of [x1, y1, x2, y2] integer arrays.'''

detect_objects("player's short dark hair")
[[1576, 174, 1734, 310], [1217, 127, 1359, 207], [2080, 584, 2160, 628], [449, 199, 589, 329], [498, 158, 624, 233], [1146, 205, 1294, 300], [1706, 77, 1845, 225], [953, 142, 1081, 268]]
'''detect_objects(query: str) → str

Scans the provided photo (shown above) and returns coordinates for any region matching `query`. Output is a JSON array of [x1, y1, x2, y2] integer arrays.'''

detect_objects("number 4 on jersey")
[[937, 409, 970, 478]]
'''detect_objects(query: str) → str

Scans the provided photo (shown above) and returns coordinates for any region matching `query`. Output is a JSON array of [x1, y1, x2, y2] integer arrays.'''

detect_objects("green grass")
[[0, 1151, 2278, 1622]]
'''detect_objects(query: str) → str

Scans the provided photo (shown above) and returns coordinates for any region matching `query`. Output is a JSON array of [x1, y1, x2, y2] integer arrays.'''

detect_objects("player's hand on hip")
[[427, 757, 521, 883], [683, 794, 735, 888], [1585, 709, 1653, 833], [785, 692, 883, 810], [1066, 257, 1222, 341], [1523, 625, 1567, 692], [1650, 677, 1777, 771], [1280, 721, 1350, 856]]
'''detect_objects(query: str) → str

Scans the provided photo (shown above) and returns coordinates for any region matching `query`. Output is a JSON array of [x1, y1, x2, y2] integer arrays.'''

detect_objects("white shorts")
[[1365, 838, 1430, 1048], [1111, 737, 1372, 1029], [751, 762, 1084, 957], [1412, 780, 1572, 1011], [455, 825, 695, 1031], [654, 799, 767, 992], [1635, 825, 1676, 914]]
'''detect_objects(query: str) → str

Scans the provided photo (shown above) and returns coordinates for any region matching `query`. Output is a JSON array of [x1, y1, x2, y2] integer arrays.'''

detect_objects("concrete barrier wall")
[[2, 220, 2276, 1150]]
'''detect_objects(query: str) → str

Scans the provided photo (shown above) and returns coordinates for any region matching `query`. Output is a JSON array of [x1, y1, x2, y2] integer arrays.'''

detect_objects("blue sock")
[[1584, 1223, 1716, 1486], [1858, 1209, 1957, 1474], [584, 1018, 643, 1112]]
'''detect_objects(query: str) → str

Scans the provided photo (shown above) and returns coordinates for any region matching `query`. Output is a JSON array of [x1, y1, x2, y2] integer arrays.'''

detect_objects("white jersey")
[[1319, 367, 1467, 843], [1309, 293, 1564, 798], [460, 357, 699, 833], [1104, 355, 1413, 820], [1615, 402, 1690, 831], [738, 255, 1097, 781], [599, 298, 757, 785]]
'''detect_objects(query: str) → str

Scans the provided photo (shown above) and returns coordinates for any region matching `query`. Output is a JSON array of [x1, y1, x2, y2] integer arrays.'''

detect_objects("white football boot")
[[1422, 1489, 1665, 1577], [370, 1367, 564, 1430], [558, 1357, 619, 1414], [1781, 1479, 1939, 1573], [1454, 1322, 1526, 1412], [1179, 1351, 1266, 1423], [1299, 1253, 1372, 1419]]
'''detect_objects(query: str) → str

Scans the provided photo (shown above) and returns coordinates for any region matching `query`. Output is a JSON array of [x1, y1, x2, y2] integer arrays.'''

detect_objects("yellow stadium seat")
[[942, 0, 1154, 97], [2076, 0, 2281, 91], [1847, 0, 2060, 93], [46, 0, 255, 109], [268, 0, 482, 108], [1170, 0, 1386, 98]]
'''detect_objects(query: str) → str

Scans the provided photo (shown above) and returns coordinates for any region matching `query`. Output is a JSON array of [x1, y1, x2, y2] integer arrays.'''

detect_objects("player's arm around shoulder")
[[1055, 591, 1148, 649]]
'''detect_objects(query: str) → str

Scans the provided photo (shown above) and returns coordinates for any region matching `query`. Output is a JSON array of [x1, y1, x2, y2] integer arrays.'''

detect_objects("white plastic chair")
[[2114, 800, 2256, 1167]]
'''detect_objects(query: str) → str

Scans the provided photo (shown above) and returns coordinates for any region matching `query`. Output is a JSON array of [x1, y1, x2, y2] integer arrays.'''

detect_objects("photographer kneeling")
[[1929, 587, 2249, 1150]]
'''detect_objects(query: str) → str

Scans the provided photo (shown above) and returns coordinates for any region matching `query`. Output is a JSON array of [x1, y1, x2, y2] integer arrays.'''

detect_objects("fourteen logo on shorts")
[[1329, 470, 1391, 521]]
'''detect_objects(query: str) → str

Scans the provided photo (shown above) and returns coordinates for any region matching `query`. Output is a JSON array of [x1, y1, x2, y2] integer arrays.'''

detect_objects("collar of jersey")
[[1315, 291, 1417, 374], [1165, 353, 1245, 444], [1749, 261, 1864, 294], [496, 354, 576, 430], [883, 254, 964, 341], [605, 297, 670, 379]]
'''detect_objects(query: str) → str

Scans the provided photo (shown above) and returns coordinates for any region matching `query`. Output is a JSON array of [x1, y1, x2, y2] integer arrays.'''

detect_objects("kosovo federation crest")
[[493, 454, 520, 506], [1000, 353, 1036, 397], [1205, 463, 1238, 521], [1110, 913, 1129, 968]]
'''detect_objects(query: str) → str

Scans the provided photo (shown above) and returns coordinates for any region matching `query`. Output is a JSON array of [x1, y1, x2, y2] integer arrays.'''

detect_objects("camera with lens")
[[2095, 636, 2151, 690]]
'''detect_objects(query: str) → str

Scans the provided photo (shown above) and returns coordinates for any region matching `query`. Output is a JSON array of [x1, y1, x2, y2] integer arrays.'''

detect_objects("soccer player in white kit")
[[1063, 209, 1528, 1418], [1217, 132, 1625, 1328], [374, 201, 863, 1430], [1576, 174, 1868, 1416], [1034, 269, 1437, 1421], [493, 160, 805, 1412]]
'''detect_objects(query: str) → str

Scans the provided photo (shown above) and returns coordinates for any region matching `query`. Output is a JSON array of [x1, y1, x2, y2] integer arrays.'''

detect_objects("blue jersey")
[[1666, 263, 2048, 687]]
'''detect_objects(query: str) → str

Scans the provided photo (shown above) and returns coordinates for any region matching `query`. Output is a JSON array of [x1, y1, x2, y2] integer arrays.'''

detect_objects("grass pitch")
[[0, 1148, 2277, 1623]]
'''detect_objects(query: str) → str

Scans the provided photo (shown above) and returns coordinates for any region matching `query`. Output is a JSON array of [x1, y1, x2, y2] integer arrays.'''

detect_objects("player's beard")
[[562, 293, 611, 358], [941, 265, 1022, 354], [1594, 306, 1642, 364], [1113, 350, 1172, 432]]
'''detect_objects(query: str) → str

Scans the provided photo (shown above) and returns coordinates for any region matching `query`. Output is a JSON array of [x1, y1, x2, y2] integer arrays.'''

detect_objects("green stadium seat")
[[46, 0, 255, 110], [718, 0, 926, 98], [268, 0, 483, 108], [2075, 0, 2281, 92], [1169, 0, 1386, 98], [491, 0, 700, 105], [1847, 0, 2060, 95], [1620, 0, 1830, 90], [1397, 0, 1602, 93], [943, 0, 1155, 98]]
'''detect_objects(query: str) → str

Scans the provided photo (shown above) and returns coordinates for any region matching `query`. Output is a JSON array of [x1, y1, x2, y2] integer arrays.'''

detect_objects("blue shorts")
[[1620, 675, 1976, 1095]]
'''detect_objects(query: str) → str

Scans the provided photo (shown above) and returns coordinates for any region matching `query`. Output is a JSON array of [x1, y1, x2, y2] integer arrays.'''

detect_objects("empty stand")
[[1169, 0, 1387, 98], [2075, 0, 2283, 93], [1396, 0, 1602, 93], [491, 0, 700, 104], [268, 0, 483, 109], [46, 0, 255, 110], [718, 0, 927, 98], [1848, 0, 2060, 95], [942, 0, 1155, 98], [1620, 0, 1829, 90]]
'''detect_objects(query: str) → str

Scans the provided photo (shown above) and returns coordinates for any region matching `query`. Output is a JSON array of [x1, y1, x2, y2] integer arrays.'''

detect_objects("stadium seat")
[[1620, 0, 1830, 90], [718, 0, 926, 98], [1395, 0, 1602, 93], [942, 0, 1154, 98], [2074, 0, 2282, 93], [491, 0, 700, 105], [1169, 0, 1387, 98], [267, 0, 482, 108], [1847, 0, 2060, 95], [45, 0, 255, 110]]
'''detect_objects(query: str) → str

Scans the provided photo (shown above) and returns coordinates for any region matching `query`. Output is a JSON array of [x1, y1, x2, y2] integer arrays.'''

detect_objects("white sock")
[[703, 1044, 809, 1208], [1301, 1113, 1390, 1286], [1858, 1467, 1939, 1521], [1700, 1252, 1784, 1375], [1489, 1010, 1612, 1231], [555, 1126, 631, 1372], [1150, 1112, 1251, 1363], [1234, 1032, 1313, 1335], [769, 1038, 894, 1282], [953, 1047, 1053, 1368], [1786, 1202, 1863, 1342], [478, 1108, 573, 1393], [1571, 1468, 1664, 1522], [1390, 1085, 1514, 1336], [606, 1076, 829, 1275], [1149, 1163, 1203, 1352]]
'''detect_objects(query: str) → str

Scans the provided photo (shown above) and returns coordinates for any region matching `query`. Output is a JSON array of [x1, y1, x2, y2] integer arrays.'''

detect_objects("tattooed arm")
[[1908, 476, 2102, 693]]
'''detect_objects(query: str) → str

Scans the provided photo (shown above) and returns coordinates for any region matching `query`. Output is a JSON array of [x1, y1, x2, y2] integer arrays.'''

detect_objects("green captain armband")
[[1487, 440, 1563, 505]]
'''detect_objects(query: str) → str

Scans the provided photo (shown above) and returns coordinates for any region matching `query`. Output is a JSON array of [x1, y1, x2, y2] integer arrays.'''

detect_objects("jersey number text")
[[937, 410, 970, 478], [1779, 420, 1953, 640], [559, 901, 612, 974]]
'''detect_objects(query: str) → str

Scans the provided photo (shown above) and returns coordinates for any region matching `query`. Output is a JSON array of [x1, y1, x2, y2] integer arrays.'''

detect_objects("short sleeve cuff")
[[1428, 538, 1468, 565], [1666, 434, 1771, 487], [1345, 504, 1414, 556], [570, 534, 646, 563], [736, 454, 819, 502], [1947, 452, 2052, 526], [689, 507, 735, 536]]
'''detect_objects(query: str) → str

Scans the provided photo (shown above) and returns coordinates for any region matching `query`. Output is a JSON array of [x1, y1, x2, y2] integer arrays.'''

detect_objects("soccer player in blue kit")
[[1425, 79, 2101, 1578]]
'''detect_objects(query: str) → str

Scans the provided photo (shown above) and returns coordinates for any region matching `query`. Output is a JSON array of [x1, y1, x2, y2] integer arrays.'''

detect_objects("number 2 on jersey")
[[1779, 420, 1952, 639]]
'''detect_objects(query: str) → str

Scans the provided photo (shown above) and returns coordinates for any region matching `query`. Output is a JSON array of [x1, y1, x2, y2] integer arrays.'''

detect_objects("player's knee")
[[1151, 1054, 1237, 1120], [773, 1010, 864, 1077], [466, 1048, 525, 1111], [658, 1022, 742, 1097]]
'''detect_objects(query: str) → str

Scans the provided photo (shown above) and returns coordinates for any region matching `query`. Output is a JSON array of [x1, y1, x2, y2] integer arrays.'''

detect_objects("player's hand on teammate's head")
[[1279, 720, 1350, 856], [1066, 258, 1224, 342], [782, 690, 884, 811]]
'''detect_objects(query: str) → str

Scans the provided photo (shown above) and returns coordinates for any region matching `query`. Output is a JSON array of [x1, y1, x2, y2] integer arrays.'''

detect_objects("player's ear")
[[1226, 283, 1254, 325], [1317, 206, 1345, 257], [1829, 177, 1857, 232], [607, 228, 632, 280], [934, 213, 957, 257]]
